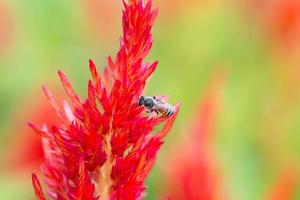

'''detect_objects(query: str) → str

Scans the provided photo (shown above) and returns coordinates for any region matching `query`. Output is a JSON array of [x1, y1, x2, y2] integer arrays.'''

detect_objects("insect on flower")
[[138, 96, 175, 117], [29, 0, 180, 199]]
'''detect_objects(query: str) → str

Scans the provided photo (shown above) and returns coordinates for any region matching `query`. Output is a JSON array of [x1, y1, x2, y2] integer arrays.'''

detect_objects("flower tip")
[[28, 122, 42, 136], [89, 59, 97, 71], [152, 6, 159, 18], [28, 122, 40, 131], [41, 85, 52, 98], [28, 122, 34, 128], [89, 59, 100, 81], [89, 59, 95, 67], [57, 69, 65, 79], [28, 123, 47, 137], [41, 85, 47, 91], [32, 173, 38, 181], [58, 70, 70, 85], [173, 103, 181, 113]]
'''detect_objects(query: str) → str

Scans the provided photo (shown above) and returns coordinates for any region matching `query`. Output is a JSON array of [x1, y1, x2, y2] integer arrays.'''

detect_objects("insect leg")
[[150, 109, 159, 114]]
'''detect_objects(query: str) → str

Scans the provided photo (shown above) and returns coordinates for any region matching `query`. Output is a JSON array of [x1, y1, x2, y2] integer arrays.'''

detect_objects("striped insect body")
[[138, 96, 174, 117]]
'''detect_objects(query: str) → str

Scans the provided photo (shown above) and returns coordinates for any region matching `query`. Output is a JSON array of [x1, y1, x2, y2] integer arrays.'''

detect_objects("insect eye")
[[144, 99, 154, 108], [138, 96, 145, 106]]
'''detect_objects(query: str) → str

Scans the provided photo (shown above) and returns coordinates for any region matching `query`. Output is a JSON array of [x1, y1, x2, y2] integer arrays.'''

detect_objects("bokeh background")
[[0, 0, 300, 199]]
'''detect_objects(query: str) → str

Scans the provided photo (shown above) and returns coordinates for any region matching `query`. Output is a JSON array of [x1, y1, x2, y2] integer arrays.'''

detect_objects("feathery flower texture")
[[29, 0, 179, 199]]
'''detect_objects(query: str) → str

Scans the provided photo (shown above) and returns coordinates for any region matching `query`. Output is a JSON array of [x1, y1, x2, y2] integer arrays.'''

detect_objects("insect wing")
[[154, 95, 169, 103]]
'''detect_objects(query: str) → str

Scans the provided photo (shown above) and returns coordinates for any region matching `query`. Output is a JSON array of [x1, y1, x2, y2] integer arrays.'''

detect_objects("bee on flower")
[[138, 96, 175, 117], [29, 0, 179, 199]]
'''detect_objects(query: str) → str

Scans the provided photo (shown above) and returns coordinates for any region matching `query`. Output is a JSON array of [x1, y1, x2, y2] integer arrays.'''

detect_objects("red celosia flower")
[[162, 74, 225, 200], [29, 0, 179, 199], [266, 0, 300, 48], [266, 166, 299, 200], [6, 96, 57, 172], [247, 0, 300, 51]]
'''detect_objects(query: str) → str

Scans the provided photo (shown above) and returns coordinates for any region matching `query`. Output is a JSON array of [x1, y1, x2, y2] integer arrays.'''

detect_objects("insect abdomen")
[[166, 104, 174, 116], [158, 104, 174, 117]]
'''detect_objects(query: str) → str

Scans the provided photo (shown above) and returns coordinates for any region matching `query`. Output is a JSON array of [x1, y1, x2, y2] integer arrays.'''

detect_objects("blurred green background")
[[0, 0, 300, 199]]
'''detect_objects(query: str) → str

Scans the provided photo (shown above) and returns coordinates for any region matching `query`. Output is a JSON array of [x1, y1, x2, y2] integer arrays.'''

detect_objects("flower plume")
[[29, 0, 179, 199], [162, 73, 226, 200], [266, 166, 299, 200]]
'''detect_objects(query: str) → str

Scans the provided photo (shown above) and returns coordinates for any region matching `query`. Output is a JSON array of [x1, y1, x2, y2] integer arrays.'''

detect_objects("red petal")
[[76, 159, 98, 200], [107, 56, 117, 76], [28, 122, 48, 138], [42, 86, 67, 123], [141, 61, 158, 81], [89, 59, 103, 97], [58, 70, 81, 107], [103, 67, 111, 90], [32, 173, 46, 200], [89, 59, 99, 81]]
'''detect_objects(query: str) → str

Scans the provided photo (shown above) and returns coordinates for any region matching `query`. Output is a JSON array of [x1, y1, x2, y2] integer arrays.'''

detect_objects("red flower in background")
[[266, 0, 300, 49], [30, 0, 179, 199], [162, 73, 225, 200], [266, 166, 299, 200], [6, 96, 57, 172], [248, 0, 300, 51]]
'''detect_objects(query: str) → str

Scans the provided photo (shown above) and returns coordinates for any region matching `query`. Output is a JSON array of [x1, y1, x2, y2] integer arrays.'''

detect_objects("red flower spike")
[[162, 73, 226, 200], [266, 166, 299, 200], [30, 0, 179, 199], [32, 174, 46, 200], [164, 195, 171, 200]]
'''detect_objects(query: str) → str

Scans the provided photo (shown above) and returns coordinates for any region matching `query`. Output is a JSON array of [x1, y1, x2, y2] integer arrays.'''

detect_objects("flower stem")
[[98, 133, 114, 199]]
